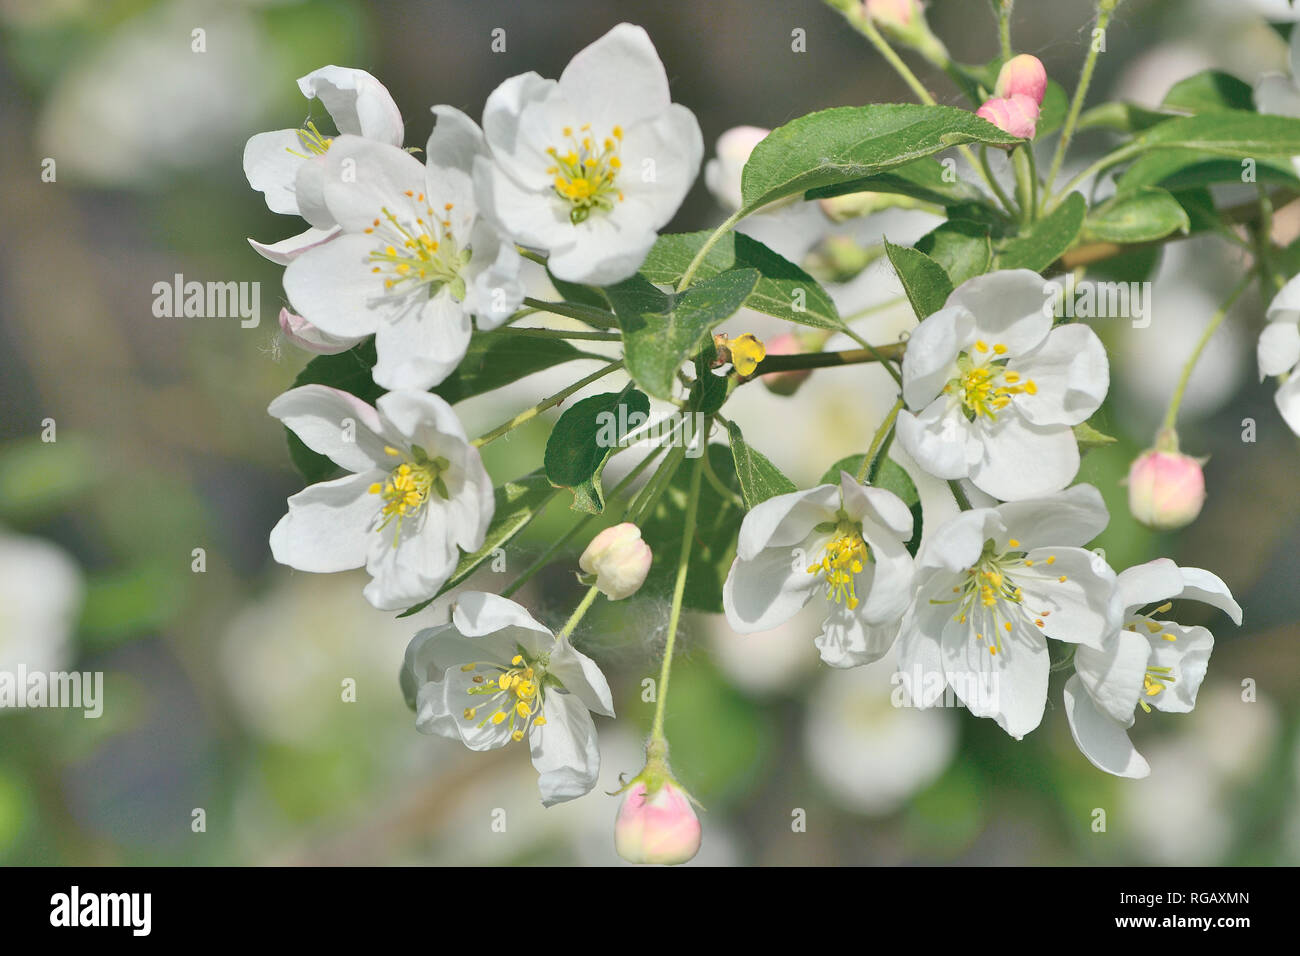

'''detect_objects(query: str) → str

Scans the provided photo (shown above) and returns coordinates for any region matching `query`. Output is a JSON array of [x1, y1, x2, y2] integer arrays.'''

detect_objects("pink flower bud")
[[761, 333, 813, 396], [579, 522, 652, 601], [976, 94, 1040, 140], [1127, 450, 1206, 530], [995, 54, 1047, 106], [614, 779, 702, 865], [864, 0, 920, 28], [278, 308, 364, 355]]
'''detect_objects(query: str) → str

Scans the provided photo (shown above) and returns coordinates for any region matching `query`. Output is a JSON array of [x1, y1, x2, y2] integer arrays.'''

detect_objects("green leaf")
[[914, 219, 993, 286], [1083, 187, 1191, 243], [607, 269, 759, 400], [884, 239, 954, 319], [546, 271, 611, 311], [640, 445, 744, 613], [1136, 109, 1300, 155], [1076, 101, 1172, 135], [1161, 70, 1255, 115], [639, 231, 842, 332], [739, 104, 1021, 214], [997, 192, 1087, 272], [818, 455, 923, 557], [805, 157, 989, 208], [725, 420, 797, 508], [399, 470, 558, 617], [544, 387, 651, 513], [1117, 151, 1300, 193]]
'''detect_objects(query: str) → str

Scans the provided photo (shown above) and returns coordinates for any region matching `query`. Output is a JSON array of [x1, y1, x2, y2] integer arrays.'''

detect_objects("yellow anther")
[[1008, 538, 1020, 548], [729, 333, 767, 377], [491, 711, 508, 724]]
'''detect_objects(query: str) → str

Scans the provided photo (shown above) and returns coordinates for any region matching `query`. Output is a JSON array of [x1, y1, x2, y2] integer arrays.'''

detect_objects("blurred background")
[[0, 0, 1297, 866]]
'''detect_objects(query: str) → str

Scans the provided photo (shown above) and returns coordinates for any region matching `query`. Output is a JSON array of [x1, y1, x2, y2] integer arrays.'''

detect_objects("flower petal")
[[269, 472, 378, 573], [1018, 546, 1117, 649], [268, 384, 390, 472], [371, 290, 472, 390], [1011, 323, 1109, 427], [248, 226, 340, 265], [896, 403, 973, 482], [722, 546, 821, 633], [1175, 566, 1242, 625], [1074, 628, 1151, 725], [941, 603, 1048, 739], [1258, 319, 1300, 380], [530, 690, 601, 806], [969, 415, 1080, 501], [547, 639, 616, 717], [1145, 621, 1213, 713], [815, 610, 899, 668], [243, 129, 307, 215], [945, 269, 1054, 355], [994, 483, 1109, 549], [557, 23, 672, 131], [298, 65, 404, 145], [901, 305, 974, 409], [734, 484, 838, 560], [1063, 673, 1150, 778]]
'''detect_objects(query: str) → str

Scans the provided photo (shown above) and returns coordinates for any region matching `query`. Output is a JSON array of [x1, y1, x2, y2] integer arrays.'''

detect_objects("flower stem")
[[1046, 141, 1142, 214], [495, 327, 622, 342], [995, 0, 1014, 59], [1159, 274, 1252, 435], [746, 342, 905, 378], [1045, 0, 1123, 196], [1013, 145, 1039, 224], [625, 442, 687, 526], [556, 584, 601, 643], [472, 359, 624, 447], [948, 479, 973, 511], [980, 147, 1020, 219], [522, 296, 618, 329], [855, 395, 905, 483], [649, 454, 704, 743]]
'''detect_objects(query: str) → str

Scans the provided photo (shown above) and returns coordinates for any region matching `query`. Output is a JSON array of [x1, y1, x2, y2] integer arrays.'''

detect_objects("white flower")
[[277, 307, 364, 356], [244, 66, 405, 262], [1063, 558, 1241, 778], [722, 472, 915, 668], [896, 484, 1117, 739], [402, 591, 615, 806], [0, 530, 82, 682], [283, 108, 525, 389], [1258, 272, 1300, 435], [268, 384, 494, 611], [895, 270, 1109, 501], [474, 23, 703, 285]]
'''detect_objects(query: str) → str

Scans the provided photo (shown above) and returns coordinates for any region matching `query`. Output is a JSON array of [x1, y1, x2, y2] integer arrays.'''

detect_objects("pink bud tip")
[[864, 0, 919, 28], [976, 94, 1041, 140], [614, 780, 702, 865], [995, 54, 1048, 106], [761, 333, 812, 396], [1127, 450, 1207, 531], [579, 522, 652, 601]]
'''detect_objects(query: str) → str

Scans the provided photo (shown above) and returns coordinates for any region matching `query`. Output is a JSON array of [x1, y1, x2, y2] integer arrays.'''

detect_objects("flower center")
[[368, 445, 450, 544], [1125, 602, 1178, 712], [364, 199, 470, 300], [944, 341, 1037, 421], [461, 652, 549, 742], [286, 120, 333, 158], [806, 519, 871, 610], [936, 537, 1069, 655], [547, 123, 625, 224]]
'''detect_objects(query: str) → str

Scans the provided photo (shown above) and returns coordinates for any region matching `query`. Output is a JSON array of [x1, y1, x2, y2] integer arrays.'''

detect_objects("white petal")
[[473, 156, 565, 248], [283, 232, 388, 338], [1017, 546, 1117, 650], [248, 226, 340, 265], [615, 103, 703, 230], [294, 156, 334, 229], [941, 603, 1048, 739], [1175, 566, 1242, 625], [855, 532, 914, 625], [1074, 628, 1151, 725], [372, 291, 472, 390], [319, 136, 428, 234], [243, 129, 307, 215], [722, 546, 820, 634], [426, 105, 488, 179], [530, 690, 601, 806], [895, 571, 952, 707], [1274, 372, 1300, 436], [1063, 674, 1150, 778], [1256, 73, 1300, 117], [895, 403, 972, 481], [734, 484, 838, 560], [1146, 622, 1213, 713], [1258, 320, 1300, 380], [278, 307, 365, 355], [298, 65, 404, 145], [1115, 558, 1184, 615], [815, 610, 899, 668], [901, 305, 974, 409], [547, 639, 616, 717], [994, 483, 1109, 549], [1011, 323, 1109, 427], [944, 269, 1054, 355], [1266, 272, 1300, 325], [840, 472, 913, 539], [268, 384, 390, 472], [363, 528, 458, 611], [546, 210, 661, 285], [916, 507, 1002, 574], [451, 591, 555, 657], [557, 23, 672, 131], [462, 219, 526, 328], [479, 71, 558, 191], [269, 472, 378, 573], [969, 415, 1079, 501]]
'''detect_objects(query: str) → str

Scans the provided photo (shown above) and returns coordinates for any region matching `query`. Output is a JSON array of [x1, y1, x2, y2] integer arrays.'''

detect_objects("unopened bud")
[[579, 522, 651, 601], [995, 54, 1047, 106], [976, 94, 1040, 140], [614, 778, 702, 866], [278, 307, 364, 355], [864, 0, 921, 29], [1127, 450, 1206, 531]]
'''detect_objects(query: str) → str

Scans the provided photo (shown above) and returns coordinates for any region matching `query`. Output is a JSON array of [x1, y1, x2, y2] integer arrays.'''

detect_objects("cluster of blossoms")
[[247, 2, 1271, 865]]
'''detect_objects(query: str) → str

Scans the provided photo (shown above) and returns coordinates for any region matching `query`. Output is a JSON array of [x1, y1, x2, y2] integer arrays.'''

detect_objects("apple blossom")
[[994, 54, 1048, 105], [976, 94, 1040, 140], [277, 307, 364, 356], [244, 66, 405, 262], [1258, 272, 1300, 435], [896, 484, 1118, 739], [614, 778, 702, 865], [473, 23, 703, 285], [1126, 448, 1206, 530], [268, 384, 493, 611], [283, 107, 525, 390], [1064, 559, 1241, 778], [402, 591, 615, 806], [723, 471, 915, 668], [895, 269, 1109, 501]]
